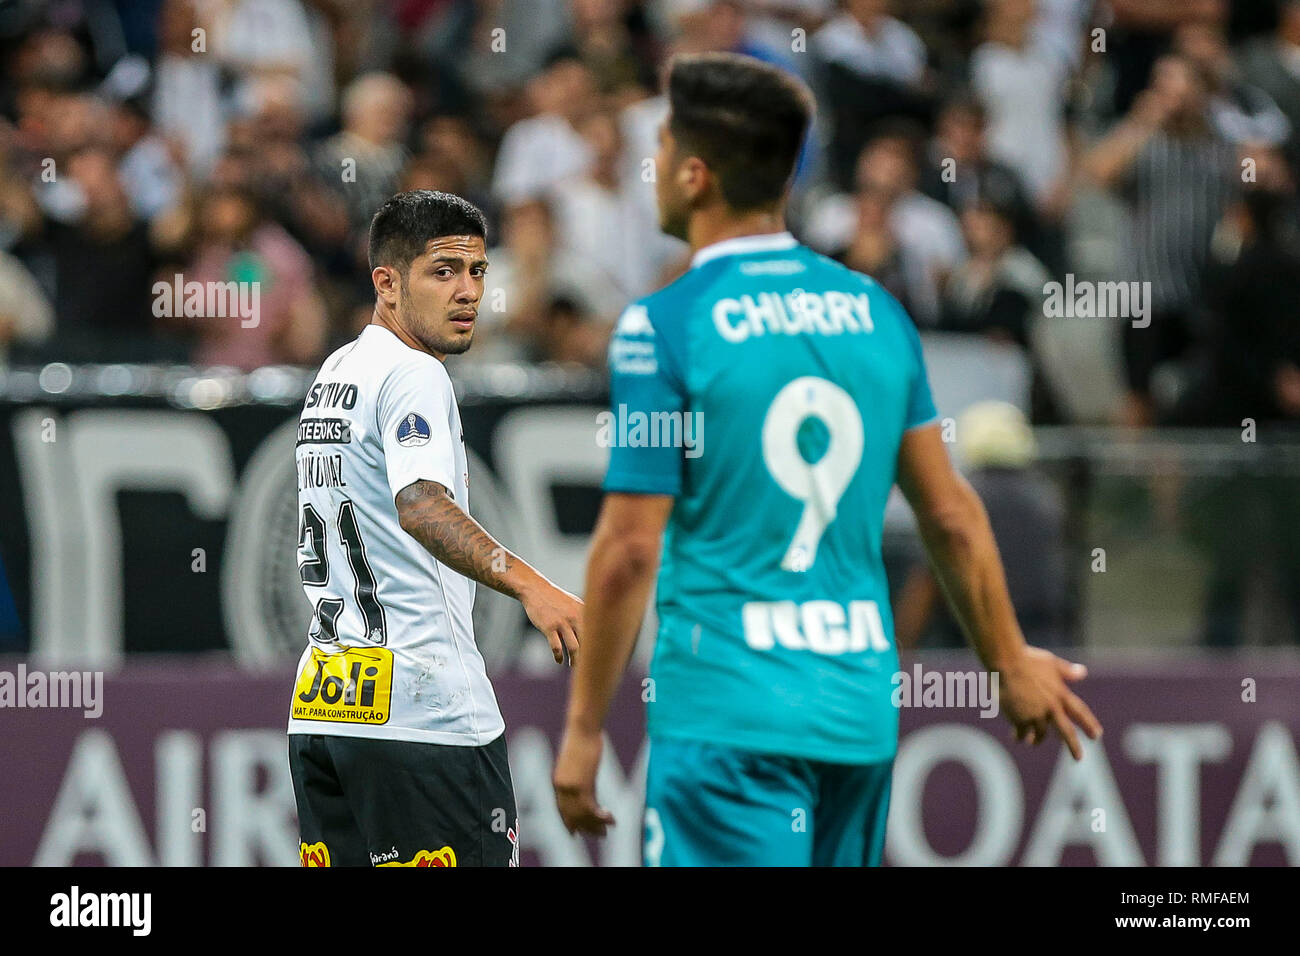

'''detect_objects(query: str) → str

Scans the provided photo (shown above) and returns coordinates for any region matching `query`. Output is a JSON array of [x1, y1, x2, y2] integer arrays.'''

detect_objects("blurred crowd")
[[0, 0, 1298, 430]]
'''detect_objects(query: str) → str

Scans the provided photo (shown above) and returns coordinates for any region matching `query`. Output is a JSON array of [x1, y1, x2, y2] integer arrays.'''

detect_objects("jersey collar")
[[689, 231, 798, 270]]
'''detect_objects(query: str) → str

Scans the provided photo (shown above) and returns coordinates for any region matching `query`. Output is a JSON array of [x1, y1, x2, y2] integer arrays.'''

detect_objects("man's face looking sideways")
[[393, 234, 488, 358]]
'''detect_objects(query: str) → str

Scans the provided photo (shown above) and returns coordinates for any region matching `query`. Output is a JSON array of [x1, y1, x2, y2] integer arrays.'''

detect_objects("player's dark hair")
[[368, 189, 488, 274], [666, 52, 813, 211]]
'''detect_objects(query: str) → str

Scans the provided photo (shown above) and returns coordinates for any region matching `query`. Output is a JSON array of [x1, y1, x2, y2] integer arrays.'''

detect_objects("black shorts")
[[289, 732, 518, 867]]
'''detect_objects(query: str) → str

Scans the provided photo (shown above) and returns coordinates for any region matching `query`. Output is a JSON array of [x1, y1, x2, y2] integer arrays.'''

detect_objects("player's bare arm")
[[395, 477, 582, 665], [554, 492, 674, 835], [896, 423, 1103, 760]]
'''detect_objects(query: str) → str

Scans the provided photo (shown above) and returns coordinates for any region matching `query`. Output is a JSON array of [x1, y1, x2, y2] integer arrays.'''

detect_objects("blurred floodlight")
[[38, 363, 73, 394]]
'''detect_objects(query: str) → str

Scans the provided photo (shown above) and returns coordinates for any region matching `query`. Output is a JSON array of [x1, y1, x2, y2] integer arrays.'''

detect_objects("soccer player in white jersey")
[[288, 190, 582, 867]]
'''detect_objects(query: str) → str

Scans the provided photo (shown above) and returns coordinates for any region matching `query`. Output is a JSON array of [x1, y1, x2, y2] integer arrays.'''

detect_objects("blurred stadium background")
[[0, 0, 1298, 866]]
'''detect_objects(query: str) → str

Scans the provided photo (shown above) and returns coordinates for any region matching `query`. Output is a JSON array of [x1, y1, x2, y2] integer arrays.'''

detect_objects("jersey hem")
[[287, 719, 506, 747], [647, 725, 897, 766]]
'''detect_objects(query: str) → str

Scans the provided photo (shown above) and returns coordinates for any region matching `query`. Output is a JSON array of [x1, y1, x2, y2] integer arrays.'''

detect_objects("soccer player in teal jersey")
[[553, 52, 1102, 866]]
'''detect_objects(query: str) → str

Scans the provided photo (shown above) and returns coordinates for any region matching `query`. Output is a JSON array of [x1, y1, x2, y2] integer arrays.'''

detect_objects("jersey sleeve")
[[376, 358, 458, 501], [602, 301, 688, 495]]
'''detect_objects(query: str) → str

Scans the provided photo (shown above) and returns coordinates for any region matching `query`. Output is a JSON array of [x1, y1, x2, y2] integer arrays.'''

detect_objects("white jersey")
[[287, 324, 505, 746]]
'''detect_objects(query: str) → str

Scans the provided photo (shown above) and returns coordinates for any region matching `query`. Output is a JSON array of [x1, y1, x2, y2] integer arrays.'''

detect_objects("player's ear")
[[679, 156, 709, 203], [373, 265, 399, 305]]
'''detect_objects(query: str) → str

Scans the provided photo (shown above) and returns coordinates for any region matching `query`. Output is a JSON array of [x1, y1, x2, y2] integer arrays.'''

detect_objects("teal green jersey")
[[603, 232, 938, 763]]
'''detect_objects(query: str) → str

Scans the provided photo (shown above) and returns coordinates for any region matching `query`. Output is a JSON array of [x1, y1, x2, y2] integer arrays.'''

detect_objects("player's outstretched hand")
[[521, 581, 582, 666], [997, 646, 1103, 761], [553, 725, 615, 836]]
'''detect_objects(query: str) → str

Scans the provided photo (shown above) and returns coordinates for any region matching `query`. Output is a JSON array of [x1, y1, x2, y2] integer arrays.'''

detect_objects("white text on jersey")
[[742, 599, 890, 655], [712, 290, 874, 343]]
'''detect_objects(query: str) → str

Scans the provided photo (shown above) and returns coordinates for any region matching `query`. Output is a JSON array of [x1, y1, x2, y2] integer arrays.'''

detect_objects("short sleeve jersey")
[[604, 232, 937, 763], [288, 325, 504, 746]]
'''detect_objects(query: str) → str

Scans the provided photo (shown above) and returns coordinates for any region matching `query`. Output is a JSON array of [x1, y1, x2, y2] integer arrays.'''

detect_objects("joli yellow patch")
[[292, 645, 393, 725]]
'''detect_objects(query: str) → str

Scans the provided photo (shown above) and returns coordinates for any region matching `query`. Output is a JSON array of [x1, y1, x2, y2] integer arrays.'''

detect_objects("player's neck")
[[687, 208, 788, 257], [371, 308, 447, 362]]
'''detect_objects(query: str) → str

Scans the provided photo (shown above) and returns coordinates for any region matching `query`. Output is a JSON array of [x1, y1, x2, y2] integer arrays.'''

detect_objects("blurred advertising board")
[[0, 657, 1296, 866]]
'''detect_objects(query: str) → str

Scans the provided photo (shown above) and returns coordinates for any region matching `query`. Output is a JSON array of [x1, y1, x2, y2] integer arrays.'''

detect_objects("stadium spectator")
[[490, 49, 596, 205], [7, 28, 89, 110], [810, 0, 933, 189], [528, 292, 611, 369], [1104, 0, 1227, 115], [424, 0, 575, 115], [416, 115, 496, 214], [1082, 52, 1237, 426], [665, 0, 798, 70], [742, 0, 836, 81], [808, 129, 967, 326], [209, 0, 317, 118], [0, 145, 42, 251], [0, 249, 53, 365], [232, 77, 352, 279], [399, 151, 474, 207], [0, 0, 1294, 440], [1203, 177, 1300, 429], [38, 147, 163, 361], [1175, 20, 1291, 147], [919, 93, 1038, 261], [970, 0, 1072, 214], [968, 0, 1074, 276], [174, 184, 326, 369], [313, 72, 414, 244], [479, 198, 622, 364], [1029, 0, 1096, 71], [152, 0, 226, 177], [1194, 175, 1300, 647], [570, 0, 659, 101], [1239, 0, 1300, 164], [551, 109, 664, 303], [108, 89, 184, 222], [28, 92, 108, 223], [832, 186, 910, 310], [940, 195, 1050, 348]]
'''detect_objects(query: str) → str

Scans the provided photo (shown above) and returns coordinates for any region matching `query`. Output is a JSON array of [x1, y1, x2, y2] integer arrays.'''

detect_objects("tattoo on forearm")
[[395, 480, 520, 595]]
